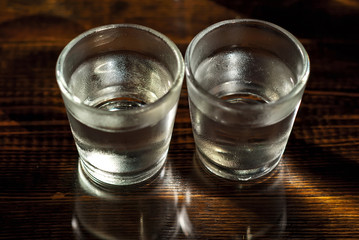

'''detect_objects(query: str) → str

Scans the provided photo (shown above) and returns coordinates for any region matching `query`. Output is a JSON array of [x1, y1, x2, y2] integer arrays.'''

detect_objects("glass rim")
[[56, 23, 184, 115], [185, 18, 310, 111]]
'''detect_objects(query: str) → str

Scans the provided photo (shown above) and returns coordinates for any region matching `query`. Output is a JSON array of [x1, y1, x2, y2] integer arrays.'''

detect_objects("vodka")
[[67, 51, 177, 185], [190, 47, 299, 180]]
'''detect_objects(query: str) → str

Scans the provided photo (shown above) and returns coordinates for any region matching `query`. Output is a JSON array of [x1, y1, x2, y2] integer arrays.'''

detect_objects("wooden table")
[[1, 0, 358, 239]]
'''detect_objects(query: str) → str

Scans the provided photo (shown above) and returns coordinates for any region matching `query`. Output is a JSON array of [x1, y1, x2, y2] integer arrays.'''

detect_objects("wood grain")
[[0, 0, 358, 239]]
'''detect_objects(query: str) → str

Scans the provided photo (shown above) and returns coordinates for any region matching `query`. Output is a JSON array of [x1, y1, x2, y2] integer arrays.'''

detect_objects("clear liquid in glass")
[[190, 47, 299, 180], [67, 51, 176, 185]]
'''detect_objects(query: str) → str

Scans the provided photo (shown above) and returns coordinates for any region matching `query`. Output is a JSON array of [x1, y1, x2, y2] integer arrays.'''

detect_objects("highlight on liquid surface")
[[95, 97, 146, 111]]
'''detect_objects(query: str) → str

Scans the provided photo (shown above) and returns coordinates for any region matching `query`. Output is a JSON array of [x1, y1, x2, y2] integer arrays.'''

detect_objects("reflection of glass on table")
[[174, 153, 287, 239], [72, 161, 182, 239]]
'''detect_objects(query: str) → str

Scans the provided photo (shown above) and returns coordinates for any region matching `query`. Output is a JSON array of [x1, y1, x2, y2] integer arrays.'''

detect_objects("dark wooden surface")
[[0, 0, 358, 239]]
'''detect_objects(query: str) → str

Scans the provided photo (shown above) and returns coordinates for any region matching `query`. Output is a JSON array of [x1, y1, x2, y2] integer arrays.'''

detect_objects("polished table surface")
[[0, 0, 359, 239]]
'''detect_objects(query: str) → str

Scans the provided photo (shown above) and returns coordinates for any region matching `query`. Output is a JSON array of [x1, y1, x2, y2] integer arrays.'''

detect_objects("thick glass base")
[[79, 155, 167, 187], [196, 148, 282, 181]]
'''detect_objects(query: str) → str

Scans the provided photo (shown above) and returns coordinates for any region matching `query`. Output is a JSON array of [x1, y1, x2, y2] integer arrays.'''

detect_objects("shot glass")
[[185, 19, 310, 181], [56, 24, 184, 186]]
